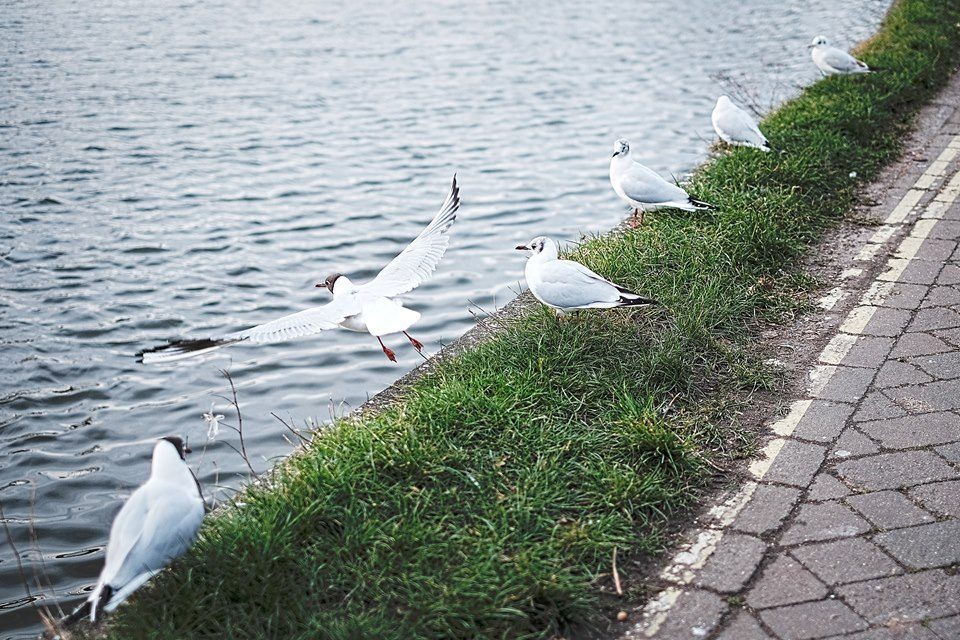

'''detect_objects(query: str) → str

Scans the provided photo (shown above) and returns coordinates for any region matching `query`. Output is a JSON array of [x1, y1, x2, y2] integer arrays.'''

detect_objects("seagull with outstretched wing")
[[139, 175, 460, 364]]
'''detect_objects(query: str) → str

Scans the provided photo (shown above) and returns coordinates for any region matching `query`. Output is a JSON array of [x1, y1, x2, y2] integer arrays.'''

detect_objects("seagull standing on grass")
[[808, 36, 875, 75], [61, 437, 204, 625], [711, 96, 773, 152], [515, 236, 659, 315], [139, 176, 460, 363], [609, 138, 715, 226]]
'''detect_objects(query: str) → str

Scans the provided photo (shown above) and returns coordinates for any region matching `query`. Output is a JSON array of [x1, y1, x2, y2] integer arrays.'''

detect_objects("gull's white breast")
[[336, 293, 420, 336]]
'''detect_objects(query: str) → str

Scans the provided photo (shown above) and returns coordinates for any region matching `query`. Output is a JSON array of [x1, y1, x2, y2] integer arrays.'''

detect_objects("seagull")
[[712, 96, 773, 152], [138, 175, 460, 364], [515, 236, 659, 315], [61, 437, 204, 625], [808, 36, 874, 75], [609, 139, 715, 226]]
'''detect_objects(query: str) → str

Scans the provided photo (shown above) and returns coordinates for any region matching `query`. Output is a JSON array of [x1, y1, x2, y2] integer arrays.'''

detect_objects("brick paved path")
[[626, 79, 960, 640]]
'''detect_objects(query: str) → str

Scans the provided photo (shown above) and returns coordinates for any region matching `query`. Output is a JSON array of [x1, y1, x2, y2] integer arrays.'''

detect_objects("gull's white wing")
[[138, 294, 362, 364], [361, 175, 461, 298], [617, 163, 689, 205], [717, 103, 766, 146], [102, 485, 204, 610], [533, 260, 621, 309], [98, 485, 152, 587], [821, 46, 868, 72], [231, 294, 361, 343]]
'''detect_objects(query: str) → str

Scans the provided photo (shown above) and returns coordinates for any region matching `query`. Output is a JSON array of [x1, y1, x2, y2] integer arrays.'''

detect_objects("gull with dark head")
[[609, 138, 715, 226], [515, 236, 659, 315], [139, 175, 460, 363], [712, 96, 773, 152], [61, 437, 204, 625], [808, 35, 874, 75]]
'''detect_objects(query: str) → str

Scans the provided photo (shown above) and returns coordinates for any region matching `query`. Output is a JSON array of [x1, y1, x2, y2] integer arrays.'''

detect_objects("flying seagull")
[[712, 96, 773, 152], [61, 437, 204, 625], [808, 36, 874, 75], [139, 175, 460, 363], [515, 236, 659, 315], [609, 138, 715, 226]]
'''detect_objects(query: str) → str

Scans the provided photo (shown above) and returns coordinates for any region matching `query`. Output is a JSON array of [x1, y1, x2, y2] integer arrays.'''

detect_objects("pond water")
[[1, 0, 888, 636]]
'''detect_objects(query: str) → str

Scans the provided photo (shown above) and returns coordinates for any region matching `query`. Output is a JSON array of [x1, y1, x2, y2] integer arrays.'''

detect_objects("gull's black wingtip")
[[58, 599, 92, 628], [618, 295, 661, 307], [137, 337, 237, 364], [444, 173, 460, 215], [689, 197, 718, 211], [614, 284, 661, 307]]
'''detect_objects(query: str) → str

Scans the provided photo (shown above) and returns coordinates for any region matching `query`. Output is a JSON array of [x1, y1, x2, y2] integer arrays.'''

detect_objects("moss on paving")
[[100, 2, 960, 638]]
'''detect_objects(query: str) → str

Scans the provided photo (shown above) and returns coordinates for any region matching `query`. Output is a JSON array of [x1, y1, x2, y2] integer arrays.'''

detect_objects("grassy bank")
[[100, 2, 960, 638]]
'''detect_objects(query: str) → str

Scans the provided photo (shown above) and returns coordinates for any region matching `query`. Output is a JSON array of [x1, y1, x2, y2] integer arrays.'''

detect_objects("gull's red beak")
[[184, 446, 192, 455], [315, 282, 323, 287], [515, 245, 529, 251]]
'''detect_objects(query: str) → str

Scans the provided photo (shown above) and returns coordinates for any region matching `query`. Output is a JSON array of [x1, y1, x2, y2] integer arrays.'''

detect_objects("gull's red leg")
[[377, 336, 397, 362], [403, 331, 424, 352], [629, 208, 640, 228]]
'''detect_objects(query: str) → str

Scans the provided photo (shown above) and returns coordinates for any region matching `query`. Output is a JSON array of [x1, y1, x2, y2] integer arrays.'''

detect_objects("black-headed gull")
[[515, 236, 659, 315], [62, 437, 204, 625], [808, 36, 874, 75], [712, 96, 772, 152], [609, 139, 715, 226], [138, 176, 460, 363]]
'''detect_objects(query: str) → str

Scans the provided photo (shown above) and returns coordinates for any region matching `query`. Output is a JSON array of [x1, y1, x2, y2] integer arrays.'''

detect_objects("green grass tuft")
[[98, 2, 960, 638]]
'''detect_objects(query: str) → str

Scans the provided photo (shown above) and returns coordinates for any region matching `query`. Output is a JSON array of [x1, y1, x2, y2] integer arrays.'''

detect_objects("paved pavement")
[[625, 77, 960, 640]]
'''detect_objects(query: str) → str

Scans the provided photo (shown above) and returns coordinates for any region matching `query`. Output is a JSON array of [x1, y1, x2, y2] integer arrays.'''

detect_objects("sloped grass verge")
[[100, 2, 960, 638]]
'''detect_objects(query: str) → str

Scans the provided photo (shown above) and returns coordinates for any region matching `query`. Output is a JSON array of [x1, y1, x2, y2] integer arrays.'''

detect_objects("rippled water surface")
[[1, 0, 889, 635]]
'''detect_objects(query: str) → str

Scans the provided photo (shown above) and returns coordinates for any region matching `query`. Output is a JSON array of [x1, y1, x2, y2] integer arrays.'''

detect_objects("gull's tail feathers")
[[688, 197, 717, 211], [137, 336, 244, 364]]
